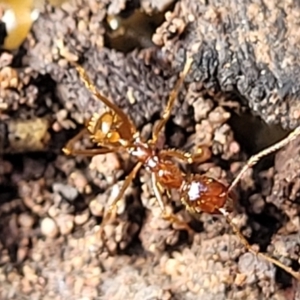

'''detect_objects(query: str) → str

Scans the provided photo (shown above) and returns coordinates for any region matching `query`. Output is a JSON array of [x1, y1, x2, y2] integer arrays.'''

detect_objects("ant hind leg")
[[218, 208, 300, 281], [151, 173, 193, 234]]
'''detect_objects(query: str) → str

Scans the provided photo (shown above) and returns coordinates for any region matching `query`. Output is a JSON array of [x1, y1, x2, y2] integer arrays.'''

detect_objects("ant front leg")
[[152, 56, 194, 143], [151, 173, 193, 234], [102, 162, 143, 224], [218, 208, 300, 281], [63, 128, 115, 156]]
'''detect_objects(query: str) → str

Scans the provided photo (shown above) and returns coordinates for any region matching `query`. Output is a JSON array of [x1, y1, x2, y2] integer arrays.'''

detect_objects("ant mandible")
[[63, 54, 300, 281]]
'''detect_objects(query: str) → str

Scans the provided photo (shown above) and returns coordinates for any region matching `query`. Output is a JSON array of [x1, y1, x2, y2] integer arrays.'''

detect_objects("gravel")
[[1, 0, 300, 299]]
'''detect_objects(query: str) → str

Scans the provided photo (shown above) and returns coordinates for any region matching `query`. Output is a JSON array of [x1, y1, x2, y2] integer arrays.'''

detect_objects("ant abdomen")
[[181, 174, 233, 214]]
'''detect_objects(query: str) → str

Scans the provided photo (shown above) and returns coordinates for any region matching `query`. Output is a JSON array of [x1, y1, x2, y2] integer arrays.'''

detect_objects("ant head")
[[87, 111, 134, 147]]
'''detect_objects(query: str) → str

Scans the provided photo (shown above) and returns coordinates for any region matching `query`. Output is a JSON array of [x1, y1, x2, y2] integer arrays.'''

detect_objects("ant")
[[62, 54, 300, 281]]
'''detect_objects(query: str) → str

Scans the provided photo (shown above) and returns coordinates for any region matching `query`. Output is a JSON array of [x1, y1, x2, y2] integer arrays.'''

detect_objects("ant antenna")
[[228, 126, 300, 194], [152, 55, 194, 142], [222, 126, 300, 280], [219, 208, 300, 280]]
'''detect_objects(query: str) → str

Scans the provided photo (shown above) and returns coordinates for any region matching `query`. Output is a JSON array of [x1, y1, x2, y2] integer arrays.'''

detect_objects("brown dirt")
[[1, 0, 300, 299]]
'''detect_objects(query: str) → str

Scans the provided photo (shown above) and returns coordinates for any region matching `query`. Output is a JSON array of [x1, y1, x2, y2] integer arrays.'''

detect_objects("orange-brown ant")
[[63, 54, 300, 281]]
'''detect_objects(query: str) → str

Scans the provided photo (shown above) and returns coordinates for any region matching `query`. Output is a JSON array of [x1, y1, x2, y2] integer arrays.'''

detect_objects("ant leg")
[[63, 147, 116, 157], [152, 56, 194, 143], [68, 61, 137, 134], [151, 173, 193, 233], [228, 126, 300, 194], [219, 208, 300, 281], [63, 128, 115, 156], [103, 161, 143, 223], [160, 147, 211, 164]]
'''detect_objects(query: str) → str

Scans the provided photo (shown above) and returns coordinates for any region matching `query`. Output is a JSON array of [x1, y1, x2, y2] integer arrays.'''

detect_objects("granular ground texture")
[[0, 1, 300, 299]]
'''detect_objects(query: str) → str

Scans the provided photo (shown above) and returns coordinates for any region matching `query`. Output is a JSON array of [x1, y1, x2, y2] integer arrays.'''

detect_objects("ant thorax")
[[129, 139, 184, 189]]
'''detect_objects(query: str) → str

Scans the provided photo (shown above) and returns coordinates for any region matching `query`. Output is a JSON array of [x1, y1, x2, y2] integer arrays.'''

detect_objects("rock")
[[52, 182, 79, 201], [40, 217, 59, 238], [18, 213, 35, 228]]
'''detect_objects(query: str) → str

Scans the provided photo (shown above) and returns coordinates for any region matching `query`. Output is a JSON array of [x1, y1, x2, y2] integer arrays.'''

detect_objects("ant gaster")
[[63, 55, 300, 281]]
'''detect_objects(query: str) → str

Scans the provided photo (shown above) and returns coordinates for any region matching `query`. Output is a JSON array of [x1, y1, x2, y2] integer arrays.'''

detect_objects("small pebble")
[[22, 265, 37, 282], [89, 153, 121, 175], [56, 214, 74, 235], [74, 210, 90, 225], [18, 213, 35, 228], [89, 198, 105, 217], [52, 182, 78, 201], [7, 271, 20, 283], [164, 258, 180, 276], [70, 171, 89, 194], [41, 217, 59, 238], [21, 277, 32, 294], [74, 278, 85, 295], [71, 256, 84, 269], [17, 247, 29, 263]]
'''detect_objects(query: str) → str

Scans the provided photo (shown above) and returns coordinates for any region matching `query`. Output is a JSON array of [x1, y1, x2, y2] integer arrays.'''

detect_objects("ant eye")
[[107, 132, 120, 143]]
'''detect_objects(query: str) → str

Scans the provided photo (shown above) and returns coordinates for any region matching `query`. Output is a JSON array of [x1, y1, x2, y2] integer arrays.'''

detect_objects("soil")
[[1, 0, 300, 299]]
